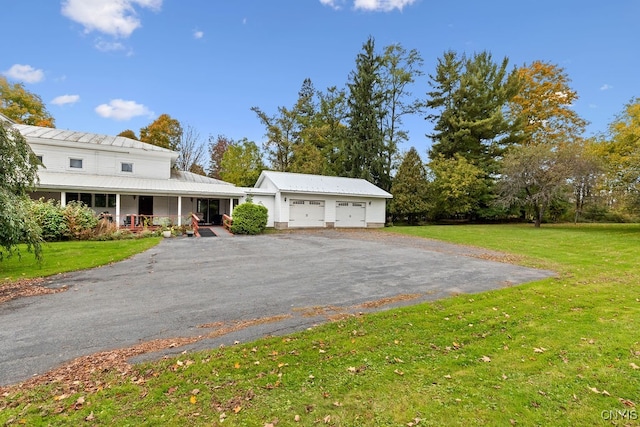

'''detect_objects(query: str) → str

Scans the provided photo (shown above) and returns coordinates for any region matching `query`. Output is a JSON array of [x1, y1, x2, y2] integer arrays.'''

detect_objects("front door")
[[138, 196, 153, 216], [197, 199, 220, 224]]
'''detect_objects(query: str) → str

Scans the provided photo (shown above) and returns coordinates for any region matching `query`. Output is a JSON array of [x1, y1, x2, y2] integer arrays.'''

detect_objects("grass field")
[[1, 224, 639, 426], [0, 238, 161, 282]]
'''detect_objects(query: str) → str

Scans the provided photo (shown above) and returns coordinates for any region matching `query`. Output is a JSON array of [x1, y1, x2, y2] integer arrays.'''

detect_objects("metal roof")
[[15, 123, 177, 156], [36, 170, 246, 197], [256, 171, 392, 198]]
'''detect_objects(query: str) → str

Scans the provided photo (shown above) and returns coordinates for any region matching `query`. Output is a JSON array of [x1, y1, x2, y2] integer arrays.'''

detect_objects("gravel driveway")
[[0, 230, 554, 386]]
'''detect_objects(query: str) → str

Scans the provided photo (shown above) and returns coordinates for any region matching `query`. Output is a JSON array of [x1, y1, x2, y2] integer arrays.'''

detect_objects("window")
[[66, 192, 92, 206], [69, 158, 83, 169], [95, 194, 117, 208], [36, 155, 43, 165], [121, 162, 133, 173]]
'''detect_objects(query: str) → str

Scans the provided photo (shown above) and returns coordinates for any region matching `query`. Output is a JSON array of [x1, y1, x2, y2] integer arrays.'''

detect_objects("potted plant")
[[159, 217, 172, 238], [185, 225, 194, 237]]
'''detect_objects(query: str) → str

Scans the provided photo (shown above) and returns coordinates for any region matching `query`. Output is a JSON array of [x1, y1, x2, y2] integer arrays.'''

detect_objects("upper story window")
[[121, 162, 133, 173], [36, 155, 43, 165], [69, 158, 83, 169]]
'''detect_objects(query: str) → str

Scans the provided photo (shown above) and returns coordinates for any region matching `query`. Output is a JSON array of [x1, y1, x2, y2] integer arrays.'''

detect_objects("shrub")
[[63, 201, 99, 240], [230, 202, 268, 235], [30, 198, 68, 241]]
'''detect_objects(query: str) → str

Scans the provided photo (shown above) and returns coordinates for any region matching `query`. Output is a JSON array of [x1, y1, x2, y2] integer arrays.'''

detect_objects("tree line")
[[2, 37, 640, 226]]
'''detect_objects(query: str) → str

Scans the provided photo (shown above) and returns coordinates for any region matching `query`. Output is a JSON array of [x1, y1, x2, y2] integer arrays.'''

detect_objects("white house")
[[6, 115, 392, 229]]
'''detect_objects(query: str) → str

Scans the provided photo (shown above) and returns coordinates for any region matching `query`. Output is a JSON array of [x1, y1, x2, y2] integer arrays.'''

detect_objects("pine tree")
[[389, 147, 429, 224]]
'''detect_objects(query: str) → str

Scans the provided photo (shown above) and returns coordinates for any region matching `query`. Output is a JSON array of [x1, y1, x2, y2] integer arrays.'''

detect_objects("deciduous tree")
[[0, 120, 42, 261], [0, 76, 55, 127], [208, 134, 232, 179], [428, 154, 485, 219], [219, 138, 264, 187], [139, 113, 182, 150], [174, 123, 206, 175], [117, 129, 138, 140]]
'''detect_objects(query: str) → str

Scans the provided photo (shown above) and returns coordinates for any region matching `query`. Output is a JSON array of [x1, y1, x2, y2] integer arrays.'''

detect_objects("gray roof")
[[256, 171, 392, 198], [36, 170, 245, 197], [15, 123, 177, 156]]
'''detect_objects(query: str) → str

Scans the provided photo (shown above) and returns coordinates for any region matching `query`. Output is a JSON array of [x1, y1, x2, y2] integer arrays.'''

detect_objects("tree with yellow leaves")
[[0, 76, 55, 128]]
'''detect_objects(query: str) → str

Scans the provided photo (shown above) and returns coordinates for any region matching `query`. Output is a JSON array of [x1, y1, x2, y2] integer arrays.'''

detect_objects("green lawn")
[[1, 238, 161, 282], [1, 225, 639, 426]]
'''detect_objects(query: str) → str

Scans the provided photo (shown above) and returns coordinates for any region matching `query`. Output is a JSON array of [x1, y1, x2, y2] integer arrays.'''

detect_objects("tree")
[[139, 113, 182, 150], [0, 121, 42, 261], [345, 36, 386, 189], [389, 147, 429, 224], [174, 123, 206, 175], [427, 51, 520, 173], [117, 129, 138, 140], [564, 138, 603, 222], [379, 44, 424, 192], [208, 134, 232, 179], [219, 138, 264, 187], [0, 76, 55, 127], [428, 154, 486, 219], [596, 98, 640, 214], [251, 105, 296, 172], [507, 61, 586, 148], [498, 144, 571, 227]]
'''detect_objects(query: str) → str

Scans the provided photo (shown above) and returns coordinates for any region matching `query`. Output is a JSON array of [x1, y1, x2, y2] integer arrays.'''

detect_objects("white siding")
[[30, 142, 173, 180]]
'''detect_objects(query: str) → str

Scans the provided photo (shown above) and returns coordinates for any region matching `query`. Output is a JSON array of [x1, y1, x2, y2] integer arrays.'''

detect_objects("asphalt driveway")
[[0, 230, 554, 386]]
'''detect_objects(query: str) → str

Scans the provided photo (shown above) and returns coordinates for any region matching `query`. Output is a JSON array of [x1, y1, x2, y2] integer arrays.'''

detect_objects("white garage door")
[[336, 201, 366, 228], [289, 199, 325, 227]]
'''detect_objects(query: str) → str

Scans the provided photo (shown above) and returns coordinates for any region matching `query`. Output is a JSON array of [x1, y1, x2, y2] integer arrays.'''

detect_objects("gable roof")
[[14, 122, 177, 157], [255, 171, 392, 198]]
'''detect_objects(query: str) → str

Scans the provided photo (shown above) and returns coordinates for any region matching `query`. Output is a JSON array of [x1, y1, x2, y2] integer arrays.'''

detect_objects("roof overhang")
[[35, 171, 246, 197]]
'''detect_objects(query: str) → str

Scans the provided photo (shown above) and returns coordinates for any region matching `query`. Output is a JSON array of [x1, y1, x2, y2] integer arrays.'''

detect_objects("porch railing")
[[119, 214, 194, 232], [222, 214, 233, 232]]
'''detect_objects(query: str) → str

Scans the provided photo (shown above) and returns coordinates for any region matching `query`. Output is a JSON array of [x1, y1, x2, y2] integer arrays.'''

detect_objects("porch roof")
[[36, 170, 246, 197]]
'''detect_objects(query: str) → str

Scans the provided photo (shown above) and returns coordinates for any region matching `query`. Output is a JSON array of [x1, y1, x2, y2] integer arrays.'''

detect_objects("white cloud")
[[51, 94, 80, 106], [3, 64, 45, 83], [95, 99, 153, 121], [95, 39, 127, 52], [600, 84, 613, 91], [61, 0, 162, 38], [193, 30, 204, 39], [320, 0, 417, 11]]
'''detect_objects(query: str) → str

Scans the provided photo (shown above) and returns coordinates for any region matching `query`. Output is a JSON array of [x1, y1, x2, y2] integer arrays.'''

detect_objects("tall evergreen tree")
[[345, 36, 386, 189], [426, 51, 520, 173], [389, 147, 429, 224]]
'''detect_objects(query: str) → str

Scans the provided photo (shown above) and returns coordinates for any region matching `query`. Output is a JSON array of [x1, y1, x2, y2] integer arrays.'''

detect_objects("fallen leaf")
[[233, 405, 242, 413], [190, 395, 197, 404], [85, 412, 95, 421], [394, 369, 404, 376], [191, 388, 200, 395], [602, 390, 610, 396], [294, 414, 301, 422], [533, 347, 546, 353], [588, 386, 600, 394], [444, 374, 452, 379], [630, 362, 639, 370], [324, 415, 331, 423], [234, 362, 241, 369], [619, 398, 636, 407], [480, 356, 491, 362]]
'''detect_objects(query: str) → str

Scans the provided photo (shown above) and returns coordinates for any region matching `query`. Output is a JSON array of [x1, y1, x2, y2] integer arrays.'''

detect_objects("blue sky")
[[2, 0, 638, 161]]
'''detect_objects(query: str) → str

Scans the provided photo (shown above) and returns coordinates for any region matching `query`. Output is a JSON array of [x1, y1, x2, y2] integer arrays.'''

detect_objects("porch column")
[[229, 197, 234, 216], [115, 194, 121, 225], [60, 192, 66, 207], [177, 196, 182, 226]]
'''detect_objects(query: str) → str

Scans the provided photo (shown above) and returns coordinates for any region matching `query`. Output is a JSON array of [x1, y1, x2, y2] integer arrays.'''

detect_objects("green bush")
[[30, 198, 68, 241], [230, 202, 268, 235]]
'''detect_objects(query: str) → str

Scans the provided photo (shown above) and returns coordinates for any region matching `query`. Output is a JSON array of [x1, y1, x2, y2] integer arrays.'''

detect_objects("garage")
[[289, 199, 325, 227], [335, 201, 366, 228]]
